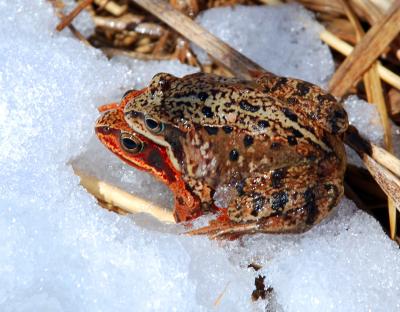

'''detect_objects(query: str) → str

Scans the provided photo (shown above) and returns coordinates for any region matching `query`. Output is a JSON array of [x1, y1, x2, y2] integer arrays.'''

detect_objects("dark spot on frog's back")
[[229, 149, 239, 161], [210, 89, 219, 98], [239, 100, 260, 113], [287, 136, 297, 146], [317, 93, 336, 105], [295, 82, 310, 96], [270, 77, 288, 92], [271, 191, 288, 211], [258, 120, 269, 129], [290, 127, 303, 138], [201, 106, 214, 118], [282, 108, 298, 122], [204, 126, 218, 135], [271, 168, 287, 188], [198, 92, 209, 101], [244, 135, 254, 147], [223, 126, 233, 134], [251, 193, 266, 217]]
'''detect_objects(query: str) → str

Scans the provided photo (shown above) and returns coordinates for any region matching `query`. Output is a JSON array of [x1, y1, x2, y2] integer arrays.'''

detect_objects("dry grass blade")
[[349, 0, 384, 24], [320, 30, 400, 90], [213, 282, 230, 306], [345, 125, 400, 177], [329, 1, 400, 97], [361, 155, 400, 210], [345, 129, 400, 211], [74, 168, 175, 223], [370, 144, 400, 178], [131, 0, 266, 80], [56, 0, 94, 31]]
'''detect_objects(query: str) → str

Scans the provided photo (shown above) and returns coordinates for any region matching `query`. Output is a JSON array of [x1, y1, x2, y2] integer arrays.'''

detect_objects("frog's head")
[[121, 73, 194, 170], [95, 108, 179, 186], [95, 106, 203, 222], [122, 73, 182, 138]]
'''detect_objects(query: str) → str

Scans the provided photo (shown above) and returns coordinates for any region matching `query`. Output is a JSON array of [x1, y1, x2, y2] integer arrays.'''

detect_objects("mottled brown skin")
[[116, 72, 348, 236]]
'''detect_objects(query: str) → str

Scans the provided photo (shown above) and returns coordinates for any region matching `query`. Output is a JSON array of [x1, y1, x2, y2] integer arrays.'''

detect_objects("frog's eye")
[[144, 116, 164, 133], [120, 133, 144, 154]]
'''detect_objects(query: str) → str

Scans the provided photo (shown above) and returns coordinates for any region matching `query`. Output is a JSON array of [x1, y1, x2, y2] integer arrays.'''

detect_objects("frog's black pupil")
[[146, 118, 159, 129], [122, 137, 138, 150]]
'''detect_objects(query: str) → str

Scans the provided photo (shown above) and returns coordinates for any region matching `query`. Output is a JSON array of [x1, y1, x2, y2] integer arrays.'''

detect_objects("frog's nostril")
[[102, 126, 111, 134]]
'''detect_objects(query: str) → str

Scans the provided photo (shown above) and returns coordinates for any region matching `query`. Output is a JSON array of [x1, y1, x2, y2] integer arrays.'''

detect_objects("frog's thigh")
[[256, 74, 347, 134], [228, 164, 343, 232]]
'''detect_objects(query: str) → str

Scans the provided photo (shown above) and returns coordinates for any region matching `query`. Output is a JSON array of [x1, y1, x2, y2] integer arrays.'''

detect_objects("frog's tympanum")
[[95, 72, 348, 237]]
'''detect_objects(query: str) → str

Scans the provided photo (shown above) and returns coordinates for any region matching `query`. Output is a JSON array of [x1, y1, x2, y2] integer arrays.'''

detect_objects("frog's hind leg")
[[254, 73, 348, 135], [187, 182, 342, 239], [187, 163, 344, 239]]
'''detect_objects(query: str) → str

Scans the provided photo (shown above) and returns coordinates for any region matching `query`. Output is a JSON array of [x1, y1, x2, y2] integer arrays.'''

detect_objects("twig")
[[73, 168, 175, 223], [131, 0, 266, 80], [346, 130, 400, 210], [345, 125, 400, 178], [329, 1, 400, 97], [56, 0, 94, 32], [51, 0, 91, 45], [360, 155, 400, 210], [320, 30, 400, 91]]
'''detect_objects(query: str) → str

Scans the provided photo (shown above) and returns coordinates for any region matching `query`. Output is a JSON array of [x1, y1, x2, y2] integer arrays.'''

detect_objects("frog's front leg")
[[187, 162, 343, 238]]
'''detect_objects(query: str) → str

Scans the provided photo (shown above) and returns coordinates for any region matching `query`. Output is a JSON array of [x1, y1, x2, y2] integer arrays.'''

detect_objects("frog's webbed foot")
[[185, 206, 317, 239]]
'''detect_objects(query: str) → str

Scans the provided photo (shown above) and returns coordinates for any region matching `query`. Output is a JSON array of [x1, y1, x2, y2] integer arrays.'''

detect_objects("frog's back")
[[125, 72, 343, 157]]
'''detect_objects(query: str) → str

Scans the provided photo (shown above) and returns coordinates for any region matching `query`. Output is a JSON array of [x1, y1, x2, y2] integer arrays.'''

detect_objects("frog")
[[97, 72, 348, 237]]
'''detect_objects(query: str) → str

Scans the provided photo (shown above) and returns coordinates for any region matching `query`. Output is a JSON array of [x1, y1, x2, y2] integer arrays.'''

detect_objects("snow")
[[194, 4, 334, 87], [1, 1, 400, 311]]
